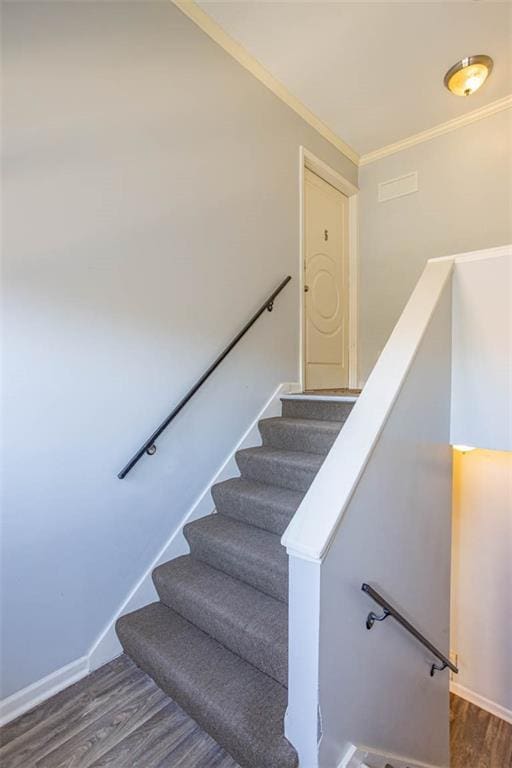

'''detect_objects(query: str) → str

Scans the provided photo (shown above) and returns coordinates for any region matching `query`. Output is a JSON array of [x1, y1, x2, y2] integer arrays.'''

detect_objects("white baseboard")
[[88, 381, 299, 671], [337, 744, 358, 768], [0, 382, 300, 726], [0, 656, 90, 727], [338, 744, 445, 768], [450, 681, 512, 725]]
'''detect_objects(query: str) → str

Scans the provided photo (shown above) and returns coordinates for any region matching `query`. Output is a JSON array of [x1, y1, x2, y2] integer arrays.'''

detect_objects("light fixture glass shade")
[[444, 55, 493, 96]]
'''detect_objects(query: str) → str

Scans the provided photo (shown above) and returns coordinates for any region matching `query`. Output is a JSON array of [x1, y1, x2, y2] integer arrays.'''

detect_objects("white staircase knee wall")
[[284, 258, 455, 768]]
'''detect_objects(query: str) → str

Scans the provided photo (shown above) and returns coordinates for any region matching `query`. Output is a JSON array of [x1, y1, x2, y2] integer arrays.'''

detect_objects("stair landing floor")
[[302, 388, 361, 396]]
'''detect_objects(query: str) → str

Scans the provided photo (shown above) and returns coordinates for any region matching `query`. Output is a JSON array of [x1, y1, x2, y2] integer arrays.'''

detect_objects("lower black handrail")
[[118, 275, 292, 478], [362, 583, 458, 677]]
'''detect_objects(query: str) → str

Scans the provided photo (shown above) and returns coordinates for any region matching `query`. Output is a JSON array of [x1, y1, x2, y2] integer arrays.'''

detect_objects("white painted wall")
[[451, 449, 512, 723], [449, 247, 512, 723], [359, 107, 512, 382], [284, 260, 454, 768], [1, 0, 356, 699], [451, 248, 511, 452]]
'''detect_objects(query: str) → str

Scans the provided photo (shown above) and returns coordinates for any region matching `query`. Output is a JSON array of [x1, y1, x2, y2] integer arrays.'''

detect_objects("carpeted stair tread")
[[116, 603, 298, 768], [259, 416, 342, 455], [236, 446, 324, 492], [184, 514, 288, 602], [212, 477, 303, 535], [153, 555, 287, 685], [281, 396, 355, 423], [116, 395, 358, 765]]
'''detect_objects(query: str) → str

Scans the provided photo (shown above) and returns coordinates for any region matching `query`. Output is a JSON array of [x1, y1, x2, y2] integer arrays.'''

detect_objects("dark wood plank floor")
[[450, 692, 512, 768], [1, 656, 510, 767], [0, 656, 239, 768]]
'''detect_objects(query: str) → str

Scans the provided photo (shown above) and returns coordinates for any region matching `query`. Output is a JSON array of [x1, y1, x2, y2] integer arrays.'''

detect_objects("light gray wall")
[[451, 251, 511, 452], [1, 0, 356, 698], [450, 251, 511, 718], [358, 108, 512, 381]]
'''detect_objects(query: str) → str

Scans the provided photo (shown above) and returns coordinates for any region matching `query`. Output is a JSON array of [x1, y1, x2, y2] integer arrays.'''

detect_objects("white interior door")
[[304, 167, 349, 390]]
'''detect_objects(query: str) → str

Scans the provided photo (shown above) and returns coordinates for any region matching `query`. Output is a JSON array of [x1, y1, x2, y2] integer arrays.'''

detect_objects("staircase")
[[116, 395, 355, 768]]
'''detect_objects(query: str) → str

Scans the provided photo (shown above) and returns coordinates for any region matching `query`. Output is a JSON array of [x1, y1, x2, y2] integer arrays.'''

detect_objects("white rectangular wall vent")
[[378, 171, 418, 202]]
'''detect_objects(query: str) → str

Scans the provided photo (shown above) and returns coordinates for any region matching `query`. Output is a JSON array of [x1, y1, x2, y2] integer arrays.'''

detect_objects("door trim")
[[299, 146, 359, 390]]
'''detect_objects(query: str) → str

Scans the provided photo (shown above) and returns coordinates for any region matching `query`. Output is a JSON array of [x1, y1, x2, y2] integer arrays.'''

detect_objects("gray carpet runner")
[[116, 396, 355, 768]]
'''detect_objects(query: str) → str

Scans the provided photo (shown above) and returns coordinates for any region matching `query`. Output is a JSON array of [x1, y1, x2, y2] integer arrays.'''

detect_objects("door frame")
[[299, 146, 359, 391]]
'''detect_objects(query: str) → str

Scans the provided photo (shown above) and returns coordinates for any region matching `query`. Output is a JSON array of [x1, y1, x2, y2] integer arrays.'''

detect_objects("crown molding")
[[172, 0, 360, 166], [360, 94, 512, 166], [172, 2, 511, 170]]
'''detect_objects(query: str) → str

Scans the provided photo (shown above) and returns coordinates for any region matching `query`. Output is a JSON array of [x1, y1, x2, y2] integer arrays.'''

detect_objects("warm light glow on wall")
[[452, 445, 477, 454], [451, 448, 511, 714]]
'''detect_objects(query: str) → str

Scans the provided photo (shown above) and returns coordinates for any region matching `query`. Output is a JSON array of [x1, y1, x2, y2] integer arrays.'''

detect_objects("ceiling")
[[197, 1, 512, 156]]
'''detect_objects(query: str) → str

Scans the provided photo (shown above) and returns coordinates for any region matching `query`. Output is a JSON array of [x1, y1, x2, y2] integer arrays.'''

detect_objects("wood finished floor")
[[0, 656, 510, 767], [450, 693, 512, 768], [0, 656, 240, 768]]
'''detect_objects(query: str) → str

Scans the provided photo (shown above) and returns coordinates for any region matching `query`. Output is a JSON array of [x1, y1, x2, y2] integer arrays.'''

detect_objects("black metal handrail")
[[362, 583, 458, 677], [118, 275, 292, 479]]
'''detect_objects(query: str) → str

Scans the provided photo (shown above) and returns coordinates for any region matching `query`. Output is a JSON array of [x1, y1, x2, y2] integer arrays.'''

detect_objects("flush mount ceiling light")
[[444, 55, 493, 96]]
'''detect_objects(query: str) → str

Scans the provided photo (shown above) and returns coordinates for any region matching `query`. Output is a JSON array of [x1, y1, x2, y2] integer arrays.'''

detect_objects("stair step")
[[259, 416, 342, 455], [184, 514, 288, 602], [281, 396, 355, 423], [153, 555, 287, 686], [116, 603, 297, 768], [236, 446, 324, 492], [212, 477, 303, 535]]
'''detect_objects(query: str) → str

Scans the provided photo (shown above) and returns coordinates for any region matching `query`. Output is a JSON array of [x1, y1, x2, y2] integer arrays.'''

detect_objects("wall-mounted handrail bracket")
[[430, 660, 448, 677], [366, 607, 391, 630], [117, 276, 291, 478], [361, 583, 458, 678]]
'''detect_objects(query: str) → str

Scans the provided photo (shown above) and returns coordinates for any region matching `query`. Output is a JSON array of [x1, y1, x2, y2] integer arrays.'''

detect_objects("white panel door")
[[304, 168, 349, 390]]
